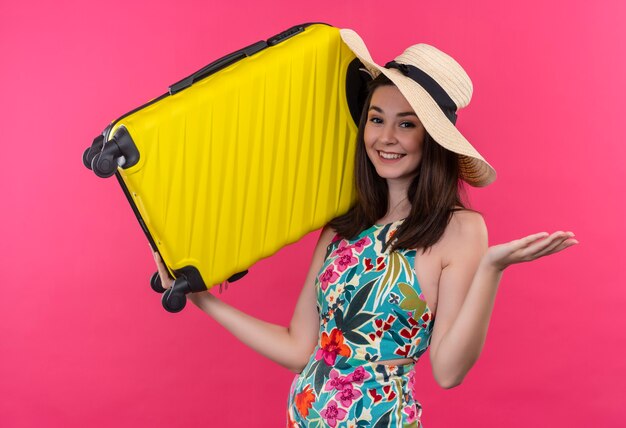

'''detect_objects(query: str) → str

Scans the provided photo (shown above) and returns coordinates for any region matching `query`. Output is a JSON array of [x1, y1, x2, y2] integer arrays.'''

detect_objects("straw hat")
[[340, 29, 496, 187]]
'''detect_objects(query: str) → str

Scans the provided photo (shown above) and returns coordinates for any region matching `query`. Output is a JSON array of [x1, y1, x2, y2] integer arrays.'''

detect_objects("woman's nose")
[[380, 125, 397, 144]]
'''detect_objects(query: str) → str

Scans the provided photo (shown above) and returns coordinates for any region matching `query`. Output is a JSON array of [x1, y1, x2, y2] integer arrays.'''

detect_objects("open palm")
[[486, 231, 578, 271]]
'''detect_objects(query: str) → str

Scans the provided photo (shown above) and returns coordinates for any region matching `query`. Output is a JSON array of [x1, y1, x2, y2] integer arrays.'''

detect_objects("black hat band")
[[385, 61, 458, 125]]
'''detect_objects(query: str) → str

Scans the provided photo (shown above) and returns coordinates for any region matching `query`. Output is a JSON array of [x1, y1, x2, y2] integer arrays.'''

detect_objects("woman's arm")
[[153, 226, 336, 373], [428, 212, 577, 388]]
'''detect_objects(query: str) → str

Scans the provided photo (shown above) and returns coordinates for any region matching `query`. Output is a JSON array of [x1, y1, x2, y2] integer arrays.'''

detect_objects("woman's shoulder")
[[307, 224, 340, 267], [318, 224, 339, 247], [438, 208, 488, 261], [448, 208, 487, 234]]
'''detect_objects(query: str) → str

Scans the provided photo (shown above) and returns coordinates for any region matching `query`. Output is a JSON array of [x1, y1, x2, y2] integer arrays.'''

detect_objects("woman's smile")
[[378, 150, 406, 161]]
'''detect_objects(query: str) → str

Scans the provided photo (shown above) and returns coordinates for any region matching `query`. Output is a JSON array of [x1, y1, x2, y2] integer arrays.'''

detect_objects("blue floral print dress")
[[287, 219, 435, 427]]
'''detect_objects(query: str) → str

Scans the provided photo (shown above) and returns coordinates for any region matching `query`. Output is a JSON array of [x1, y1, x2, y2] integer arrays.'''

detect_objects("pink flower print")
[[407, 368, 415, 390], [320, 400, 347, 427], [345, 366, 370, 385], [403, 404, 418, 423], [352, 236, 372, 253], [324, 369, 349, 391], [337, 384, 362, 407], [334, 240, 352, 256], [407, 368, 419, 401], [319, 265, 339, 291], [335, 253, 357, 273]]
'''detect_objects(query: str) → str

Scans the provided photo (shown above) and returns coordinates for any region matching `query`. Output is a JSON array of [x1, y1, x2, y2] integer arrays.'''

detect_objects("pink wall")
[[1, 0, 623, 426]]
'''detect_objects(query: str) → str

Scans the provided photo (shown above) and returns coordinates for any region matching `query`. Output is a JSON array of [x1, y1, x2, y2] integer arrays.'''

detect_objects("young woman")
[[153, 29, 577, 427]]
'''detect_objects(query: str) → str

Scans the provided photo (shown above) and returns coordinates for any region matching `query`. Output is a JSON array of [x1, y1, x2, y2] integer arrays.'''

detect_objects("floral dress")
[[287, 219, 435, 427]]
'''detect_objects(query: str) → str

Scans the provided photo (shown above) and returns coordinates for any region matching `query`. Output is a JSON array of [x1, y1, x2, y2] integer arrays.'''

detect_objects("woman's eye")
[[400, 121, 415, 128], [369, 117, 383, 124]]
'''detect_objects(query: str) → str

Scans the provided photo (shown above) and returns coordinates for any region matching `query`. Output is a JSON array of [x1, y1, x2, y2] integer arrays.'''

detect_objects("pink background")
[[1, 0, 624, 427]]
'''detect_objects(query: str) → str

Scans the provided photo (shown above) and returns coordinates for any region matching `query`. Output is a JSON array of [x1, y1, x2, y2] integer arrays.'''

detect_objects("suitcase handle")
[[169, 40, 269, 95], [168, 24, 313, 95], [267, 25, 306, 46]]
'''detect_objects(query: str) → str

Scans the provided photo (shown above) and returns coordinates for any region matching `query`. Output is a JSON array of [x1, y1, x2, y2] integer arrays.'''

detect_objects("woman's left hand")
[[485, 230, 578, 271]]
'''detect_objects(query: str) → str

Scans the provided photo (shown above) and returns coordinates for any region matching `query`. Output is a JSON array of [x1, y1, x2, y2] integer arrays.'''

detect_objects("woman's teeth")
[[379, 151, 405, 160]]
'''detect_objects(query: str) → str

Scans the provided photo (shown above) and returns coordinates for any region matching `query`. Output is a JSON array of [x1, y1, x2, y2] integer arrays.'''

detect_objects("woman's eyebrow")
[[369, 105, 417, 117]]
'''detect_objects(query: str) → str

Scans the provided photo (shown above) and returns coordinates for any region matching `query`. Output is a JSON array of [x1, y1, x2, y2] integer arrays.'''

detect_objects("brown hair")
[[329, 74, 473, 252]]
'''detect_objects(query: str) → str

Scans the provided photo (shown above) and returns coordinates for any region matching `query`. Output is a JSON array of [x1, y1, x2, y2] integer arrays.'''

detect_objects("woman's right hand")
[[152, 251, 174, 290], [146, 226, 333, 372], [152, 250, 228, 293]]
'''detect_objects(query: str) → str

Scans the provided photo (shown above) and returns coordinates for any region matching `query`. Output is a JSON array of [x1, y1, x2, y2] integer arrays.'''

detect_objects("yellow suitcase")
[[83, 23, 368, 312]]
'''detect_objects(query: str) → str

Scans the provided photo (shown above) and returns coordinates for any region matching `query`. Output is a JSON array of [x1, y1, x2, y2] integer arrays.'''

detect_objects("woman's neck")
[[382, 179, 412, 222]]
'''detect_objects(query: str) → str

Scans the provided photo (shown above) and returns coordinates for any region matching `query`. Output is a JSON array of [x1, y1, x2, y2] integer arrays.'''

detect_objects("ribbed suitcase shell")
[[111, 24, 359, 289]]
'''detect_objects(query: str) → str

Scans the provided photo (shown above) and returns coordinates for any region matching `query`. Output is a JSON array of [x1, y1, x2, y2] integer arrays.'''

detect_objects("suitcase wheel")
[[83, 135, 105, 171], [91, 152, 118, 178], [82, 147, 95, 170], [87, 127, 139, 178], [161, 277, 188, 313], [150, 271, 167, 294]]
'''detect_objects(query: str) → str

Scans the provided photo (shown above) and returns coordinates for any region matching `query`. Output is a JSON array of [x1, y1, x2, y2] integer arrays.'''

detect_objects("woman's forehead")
[[369, 85, 417, 116]]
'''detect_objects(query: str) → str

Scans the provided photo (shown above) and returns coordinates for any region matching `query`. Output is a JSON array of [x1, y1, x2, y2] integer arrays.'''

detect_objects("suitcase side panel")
[[113, 24, 359, 288]]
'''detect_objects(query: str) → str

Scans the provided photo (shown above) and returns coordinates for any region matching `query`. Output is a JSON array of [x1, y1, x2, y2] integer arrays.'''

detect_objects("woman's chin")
[[373, 168, 417, 183]]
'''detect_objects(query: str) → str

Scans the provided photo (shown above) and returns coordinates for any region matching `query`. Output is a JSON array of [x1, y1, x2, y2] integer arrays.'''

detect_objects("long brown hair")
[[329, 74, 472, 252]]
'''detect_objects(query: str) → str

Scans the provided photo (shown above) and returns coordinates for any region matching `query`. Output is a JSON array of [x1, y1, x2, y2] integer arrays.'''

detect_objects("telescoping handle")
[[168, 24, 309, 95]]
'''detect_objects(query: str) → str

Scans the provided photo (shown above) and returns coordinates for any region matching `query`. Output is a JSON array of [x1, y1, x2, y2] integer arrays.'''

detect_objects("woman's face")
[[363, 85, 426, 183]]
